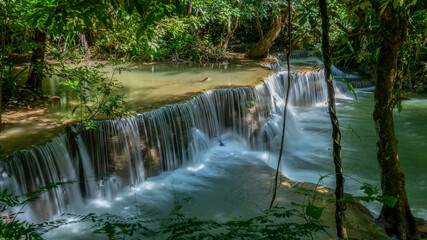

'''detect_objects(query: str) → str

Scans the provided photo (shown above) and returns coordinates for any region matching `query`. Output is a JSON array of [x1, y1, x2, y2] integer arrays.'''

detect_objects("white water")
[[1, 64, 341, 218], [1, 55, 426, 238]]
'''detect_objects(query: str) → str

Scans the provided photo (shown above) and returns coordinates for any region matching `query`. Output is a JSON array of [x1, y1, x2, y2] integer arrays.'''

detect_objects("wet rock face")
[[84, 111, 196, 182]]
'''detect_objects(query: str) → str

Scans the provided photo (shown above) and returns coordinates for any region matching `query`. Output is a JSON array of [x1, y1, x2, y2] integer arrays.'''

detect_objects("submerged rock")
[[200, 77, 212, 82]]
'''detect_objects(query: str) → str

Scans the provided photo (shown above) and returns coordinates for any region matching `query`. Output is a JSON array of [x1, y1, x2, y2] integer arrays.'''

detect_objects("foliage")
[[78, 176, 398, 240], [324, 0, 426, 94], [341, 182, 397, 208], [0, 182, 71, 240], [0, 176, 398, 240], [57, 61, 130, 132], [82, 197, 326, 240]]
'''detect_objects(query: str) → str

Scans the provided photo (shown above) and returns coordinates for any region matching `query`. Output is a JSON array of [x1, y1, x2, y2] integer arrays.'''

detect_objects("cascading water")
[[0, 56, 358, 223]]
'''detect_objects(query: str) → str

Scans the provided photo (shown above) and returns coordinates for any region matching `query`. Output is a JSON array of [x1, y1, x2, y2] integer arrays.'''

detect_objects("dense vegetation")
[[1, 0, 425, 102], [0, 0, 426, 239]]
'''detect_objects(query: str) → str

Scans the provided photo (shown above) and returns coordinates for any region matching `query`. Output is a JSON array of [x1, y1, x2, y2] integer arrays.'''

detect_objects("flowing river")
[[0, 54, 426, 239]]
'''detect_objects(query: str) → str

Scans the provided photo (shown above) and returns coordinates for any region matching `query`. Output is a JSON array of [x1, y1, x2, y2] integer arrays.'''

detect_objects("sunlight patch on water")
[[91, 199, 112, 208], [187, 164, 205, 172]]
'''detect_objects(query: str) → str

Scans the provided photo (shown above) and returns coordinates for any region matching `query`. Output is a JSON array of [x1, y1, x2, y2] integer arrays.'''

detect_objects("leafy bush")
[[57, 61, 130, 133], [149, 18, 224, 62], [84, 198, 327, 240]]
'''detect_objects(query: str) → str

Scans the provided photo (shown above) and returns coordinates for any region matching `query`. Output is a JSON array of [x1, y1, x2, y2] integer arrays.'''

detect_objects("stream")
[[1, 54, 426, 239]]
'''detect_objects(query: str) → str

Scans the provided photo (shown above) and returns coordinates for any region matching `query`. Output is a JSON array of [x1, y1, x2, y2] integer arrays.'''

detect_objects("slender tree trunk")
[[270, 0, 292, 210], [319, 0, 347, 239], [187, 2, 193, 16], [245, 14, 283, 58], [374, 37, 417, 240], [78, 32, 89, 53], [222, 16, 239, 53], [0, 62, 3, 131], [254, 11, 263, 38], [26, 28, 47, 91], [0, 0, 11, 131]]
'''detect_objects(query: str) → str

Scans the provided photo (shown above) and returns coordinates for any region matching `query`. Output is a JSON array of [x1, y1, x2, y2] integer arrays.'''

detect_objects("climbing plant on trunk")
[[318, 0, 347, 239], [270, 0, 292, 210]]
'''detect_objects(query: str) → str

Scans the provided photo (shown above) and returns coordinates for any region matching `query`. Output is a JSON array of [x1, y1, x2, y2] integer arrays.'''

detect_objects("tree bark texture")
[[370, 5, 418, 239], [374, 36, 417, 240], [0, 64, 2, 131], [245, 14, 283, 58], [319, 0, 348, 239], [0, 36, 3, 132], [254, 11, 263, 38], [78, 32, 89, 53], [26, 28, 47, 91], [0, 0, 10, 131]]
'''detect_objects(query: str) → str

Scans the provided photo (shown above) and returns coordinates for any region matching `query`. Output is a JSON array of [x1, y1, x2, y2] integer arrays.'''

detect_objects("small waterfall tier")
[[0, 62, 361, 221]]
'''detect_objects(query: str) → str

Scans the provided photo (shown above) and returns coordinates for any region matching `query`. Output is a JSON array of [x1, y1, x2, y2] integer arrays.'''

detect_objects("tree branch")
[[335, 22, 350, 34], [348, 30, 387, 39]]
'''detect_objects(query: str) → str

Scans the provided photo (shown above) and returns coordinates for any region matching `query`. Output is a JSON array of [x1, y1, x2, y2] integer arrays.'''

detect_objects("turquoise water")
[[340, 90, 427, 217], [284, 86, 427, 217]]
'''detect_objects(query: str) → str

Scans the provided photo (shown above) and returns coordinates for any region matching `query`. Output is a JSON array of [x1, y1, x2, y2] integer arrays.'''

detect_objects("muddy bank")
[[0, 107, 74, 156]]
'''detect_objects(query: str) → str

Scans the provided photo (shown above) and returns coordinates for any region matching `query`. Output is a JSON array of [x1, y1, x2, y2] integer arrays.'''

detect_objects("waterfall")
[[0, 62, 354, 221]]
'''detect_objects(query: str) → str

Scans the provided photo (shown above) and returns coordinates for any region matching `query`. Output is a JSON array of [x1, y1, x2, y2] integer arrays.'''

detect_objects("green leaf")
[[346, 40, 355, 53], [307, 49, 319, 56], [306, 203, 324, 220], [72, 105, 79, 115], [45, 10, 56, 27], [359, 1, 372, 10], [380, 1, 389, 15], [347, 122, 362, 141], [134, 0, 144, 15], [83, 16, 93, 28], [360, 183, 378, 197], [341, 78, 358, 101], [375, 195, 397, 207], [298, 16, 307, 26], [374, 47, 381, 63]]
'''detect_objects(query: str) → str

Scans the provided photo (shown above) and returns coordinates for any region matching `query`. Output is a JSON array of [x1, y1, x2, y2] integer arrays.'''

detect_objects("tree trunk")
[[0, 41, 3, 133], [0, 64, 2, 131], [0, 0, 11, 131], [254, 11, 263, 38], [370, 4, 419, 239], [26, 28, 47, 91], [222, 16, 239, 53], [78, 32, 89, 53], [245, 14, 283, 58], [319, 0, 348, 239], [187, 2, 193, 16], [374, 38, 417, 240]]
